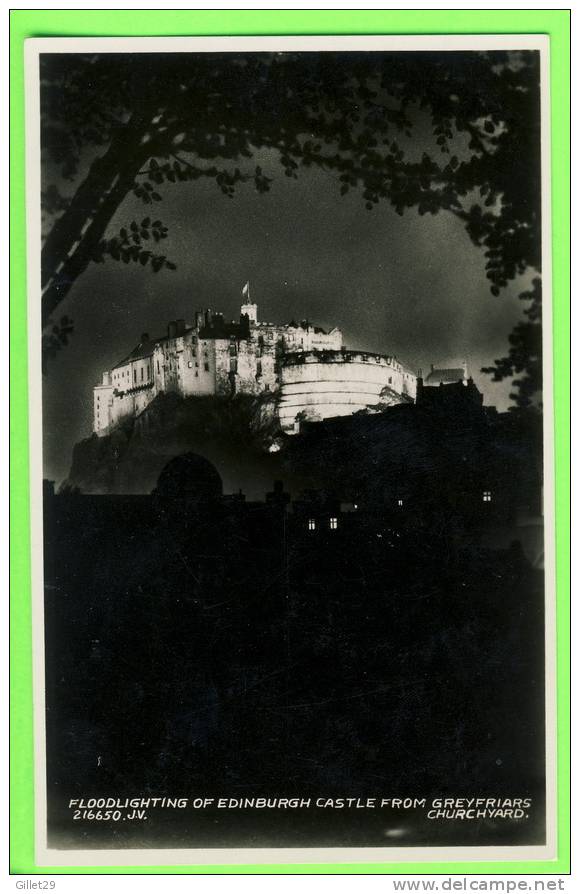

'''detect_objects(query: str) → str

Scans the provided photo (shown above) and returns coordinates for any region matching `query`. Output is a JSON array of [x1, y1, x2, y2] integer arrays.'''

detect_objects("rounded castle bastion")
[[278, 350, 417, 433]]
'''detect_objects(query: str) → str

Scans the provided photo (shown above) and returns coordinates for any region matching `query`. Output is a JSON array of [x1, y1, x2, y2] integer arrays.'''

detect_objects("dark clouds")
[[42, 145, 529, 485]]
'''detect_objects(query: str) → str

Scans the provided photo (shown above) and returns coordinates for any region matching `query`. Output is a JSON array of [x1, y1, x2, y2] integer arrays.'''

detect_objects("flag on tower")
[[242, 281, 250, 299]]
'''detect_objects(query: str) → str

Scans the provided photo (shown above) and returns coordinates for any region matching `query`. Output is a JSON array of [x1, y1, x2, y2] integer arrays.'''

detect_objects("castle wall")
[[233, 340, 262, 395], [175, 333, 210, 397], [165, 331, 218, 397], [158, 336, 180, 394], [279, 351, 417, 432], [93, 380, 114, 434], [258, 352, 277, 392], [112, 355, 154, 391], [94, 354, 157, 436], [212, 336, 278, 396], [255, 322, 342, 354], [153, 345, 166, 392], [195, 336, 218, 395]]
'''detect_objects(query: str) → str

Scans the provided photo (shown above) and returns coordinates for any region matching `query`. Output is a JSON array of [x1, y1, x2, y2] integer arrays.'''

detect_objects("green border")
[[9, 9, 570, 875]]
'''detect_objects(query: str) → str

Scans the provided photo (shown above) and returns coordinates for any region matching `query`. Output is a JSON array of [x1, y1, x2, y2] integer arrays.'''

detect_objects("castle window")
[[397, 499, 404, 507], [388, 377, 392, 384], [188, 361, 193, 368], [483, 491, 492, 503], [329, 517, 338, 530], [133, 370, 136, 383], [204, 362, 209, 372], [308, 519, 316, 531], [157, 361, 160, 374], [140, 368, 144, 381]]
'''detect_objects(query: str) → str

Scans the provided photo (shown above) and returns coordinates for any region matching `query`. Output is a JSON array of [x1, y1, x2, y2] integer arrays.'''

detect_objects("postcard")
[[23, 33, 556, 866]]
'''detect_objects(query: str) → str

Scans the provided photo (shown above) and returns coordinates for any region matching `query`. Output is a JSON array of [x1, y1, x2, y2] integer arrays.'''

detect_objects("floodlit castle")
[[93, 289, 417, 437]]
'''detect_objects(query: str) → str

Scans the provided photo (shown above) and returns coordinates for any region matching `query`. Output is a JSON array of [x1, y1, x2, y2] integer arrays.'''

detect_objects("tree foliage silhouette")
[[41, 50, 542, 404]]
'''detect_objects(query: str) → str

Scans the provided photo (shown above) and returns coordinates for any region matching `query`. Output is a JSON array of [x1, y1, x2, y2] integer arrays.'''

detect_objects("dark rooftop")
[[113, 334, 169, 370]]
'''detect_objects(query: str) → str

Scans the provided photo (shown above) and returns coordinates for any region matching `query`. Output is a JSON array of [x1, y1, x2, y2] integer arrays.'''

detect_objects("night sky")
[[41, 91, 532, 487]]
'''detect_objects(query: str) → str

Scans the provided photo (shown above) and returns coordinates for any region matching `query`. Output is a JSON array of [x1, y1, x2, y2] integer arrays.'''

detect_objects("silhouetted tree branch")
[[40, 50, 542, 404]]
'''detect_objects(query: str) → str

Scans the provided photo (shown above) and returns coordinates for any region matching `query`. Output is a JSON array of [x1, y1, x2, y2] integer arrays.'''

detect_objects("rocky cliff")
[[64, 391, 288, 497]]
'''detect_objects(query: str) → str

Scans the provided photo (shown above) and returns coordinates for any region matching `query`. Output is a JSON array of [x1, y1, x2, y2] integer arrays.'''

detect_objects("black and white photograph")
[[26, 35, 555, 865]]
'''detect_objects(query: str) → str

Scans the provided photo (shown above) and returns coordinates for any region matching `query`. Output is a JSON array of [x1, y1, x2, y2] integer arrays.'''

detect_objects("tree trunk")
[[41, 116, 152, 325], [41, 167, 142, 327]]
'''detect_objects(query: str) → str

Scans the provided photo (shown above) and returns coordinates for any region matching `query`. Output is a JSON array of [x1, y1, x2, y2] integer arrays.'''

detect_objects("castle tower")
[[240, 281, 258, 324], [241, 302, 258, 324]]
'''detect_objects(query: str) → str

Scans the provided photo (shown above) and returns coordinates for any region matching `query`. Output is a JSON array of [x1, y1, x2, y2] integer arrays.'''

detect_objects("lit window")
[[308, 519, 316, 531], [483, 491, 492, 502], [188, 361, 193, 368], [329, 517, 338, 530], [397, 499, 404, 507]]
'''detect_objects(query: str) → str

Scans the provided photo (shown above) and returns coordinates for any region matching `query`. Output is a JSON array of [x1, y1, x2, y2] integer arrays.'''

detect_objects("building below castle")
[[93, 297, 417, 437]]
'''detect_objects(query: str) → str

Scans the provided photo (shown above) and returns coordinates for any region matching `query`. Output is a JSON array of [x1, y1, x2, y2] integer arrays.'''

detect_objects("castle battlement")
[[282, 349, 414, 374], [92, 296, 417, 438]]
